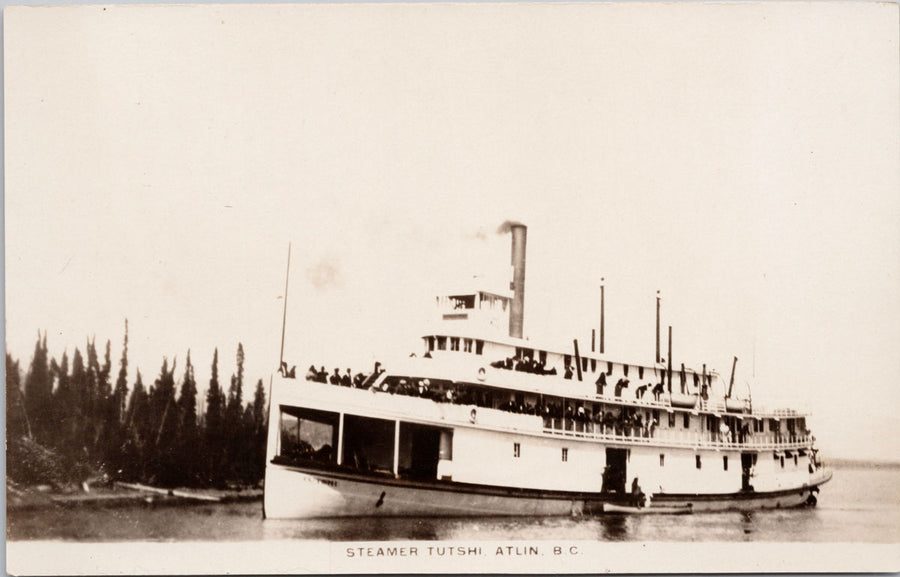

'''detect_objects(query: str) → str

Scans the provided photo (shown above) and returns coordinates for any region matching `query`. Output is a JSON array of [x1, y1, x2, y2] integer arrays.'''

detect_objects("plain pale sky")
[[4, 3, 899, 461]]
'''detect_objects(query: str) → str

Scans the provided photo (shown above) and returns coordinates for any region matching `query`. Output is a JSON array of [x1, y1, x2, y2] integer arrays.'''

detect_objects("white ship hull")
[[263, 455, 832, 518]]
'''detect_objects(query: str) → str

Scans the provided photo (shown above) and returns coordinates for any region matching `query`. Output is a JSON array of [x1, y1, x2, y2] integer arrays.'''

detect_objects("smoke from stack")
[[496, 220, 525, 235]]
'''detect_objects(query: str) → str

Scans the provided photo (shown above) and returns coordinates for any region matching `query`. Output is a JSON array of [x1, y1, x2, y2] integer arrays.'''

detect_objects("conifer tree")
[[122, 369, 148, 481], [224, 343, 246, 480], [6, 353, 29, 441], [175, 350, 200, 486], [147, 357, 179, 486], [49, 352, 71, 451], [84, 338, 101, 453], [113, 320, 129, 424], [66, 348, 87, 458], [249, 378, 268, 483], [24, 332, 52, 444], [203, 348, 225, 486]]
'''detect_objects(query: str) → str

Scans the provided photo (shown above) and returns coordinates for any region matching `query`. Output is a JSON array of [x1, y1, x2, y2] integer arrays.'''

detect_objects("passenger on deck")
[[596, 372, 607, 395], [353, 372, 366, 388], [652, 382, 664, 401], [635, 384, 649, 399], [615, 378, 629, 397], [317, 366, 328, 383], [305, 365, 317, 381], [330, 368, 341, 385], [631, 477, 645, 508], [341, 369, 352, 387]]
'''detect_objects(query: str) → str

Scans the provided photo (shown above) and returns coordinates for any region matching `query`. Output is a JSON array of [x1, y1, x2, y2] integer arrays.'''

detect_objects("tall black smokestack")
[[508, 223, 527, 339]]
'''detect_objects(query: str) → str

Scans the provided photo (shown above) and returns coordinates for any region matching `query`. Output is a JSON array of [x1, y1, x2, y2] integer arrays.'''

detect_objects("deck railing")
[[541, 418, 811, 451]]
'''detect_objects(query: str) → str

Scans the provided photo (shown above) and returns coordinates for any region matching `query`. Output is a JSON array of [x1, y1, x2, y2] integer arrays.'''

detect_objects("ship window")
[[780, 456, 785, 468], [426, 336, 435, 352], [607, 362, 613, 375], [668, 413, 676, 428], [540, 350, 547, 364], [723, 456, 728, 471], [659, 454, 665, 467], [463, 339, 473, 353], [437, 336, 447, 350], [341, 414, 395, 475], [794, 455, 798, 466], [623, 364, 629, 377], [696, 455, 702, 469], [475, 340, 484, 355], [278, 406, 338, 465], [581, 357, 588, 372], [639, 366, 644, 379], [513, 443, 521, 458], [590, 358, 596, 372], [564, 354, 571, 368], [450, 337, 460, 351], [561, 448, 568, 462], [683, 413, 690, 428]]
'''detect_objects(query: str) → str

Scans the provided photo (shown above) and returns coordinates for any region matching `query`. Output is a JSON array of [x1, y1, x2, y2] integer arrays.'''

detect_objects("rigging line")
[[279, 243, 292, 374]]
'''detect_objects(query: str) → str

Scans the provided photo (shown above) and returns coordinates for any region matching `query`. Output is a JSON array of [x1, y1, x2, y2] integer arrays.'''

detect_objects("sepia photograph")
[[4, 2, 899, 574]]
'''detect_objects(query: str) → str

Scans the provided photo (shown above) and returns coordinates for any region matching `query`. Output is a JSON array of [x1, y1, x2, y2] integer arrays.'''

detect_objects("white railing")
[[541, 418, 812, 451]]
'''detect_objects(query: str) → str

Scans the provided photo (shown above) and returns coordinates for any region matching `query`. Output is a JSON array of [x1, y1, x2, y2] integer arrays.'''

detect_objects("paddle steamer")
[[263, 224, 831, 518]]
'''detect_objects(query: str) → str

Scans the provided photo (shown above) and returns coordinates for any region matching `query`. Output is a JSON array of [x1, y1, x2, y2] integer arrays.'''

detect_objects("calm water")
[[7, 465, 900, 543]]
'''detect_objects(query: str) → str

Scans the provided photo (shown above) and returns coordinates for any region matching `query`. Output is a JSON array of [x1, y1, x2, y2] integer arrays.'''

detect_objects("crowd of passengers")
[[300, 362, 659, 437], [296, 362, 806, 443], [490, 356, 557, 375]]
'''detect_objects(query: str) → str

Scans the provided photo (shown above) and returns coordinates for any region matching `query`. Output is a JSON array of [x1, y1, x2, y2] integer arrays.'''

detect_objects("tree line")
[[6, 321, 268, 489]]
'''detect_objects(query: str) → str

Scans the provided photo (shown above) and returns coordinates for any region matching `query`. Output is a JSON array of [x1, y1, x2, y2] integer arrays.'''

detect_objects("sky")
[[4, 3, 899, 461]]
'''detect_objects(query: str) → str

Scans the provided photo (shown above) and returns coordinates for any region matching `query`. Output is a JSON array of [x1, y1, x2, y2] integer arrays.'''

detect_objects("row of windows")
[[509, 444, 745, 471], [513, 442, 570, 462], [428, 336, 485, 355]]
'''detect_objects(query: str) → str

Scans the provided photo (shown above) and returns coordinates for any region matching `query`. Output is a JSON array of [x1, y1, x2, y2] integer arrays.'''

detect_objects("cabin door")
[[603, 448, 628, 494], [741, 453, 756, 491]]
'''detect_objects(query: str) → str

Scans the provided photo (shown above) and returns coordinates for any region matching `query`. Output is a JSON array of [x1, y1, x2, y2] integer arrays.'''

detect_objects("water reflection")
[[740, 511, 756, 539], [597, 514, 630, 541]]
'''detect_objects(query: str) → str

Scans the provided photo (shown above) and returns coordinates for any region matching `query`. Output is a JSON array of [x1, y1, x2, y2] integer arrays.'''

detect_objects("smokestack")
[[656, 291, 661, 363], [508, 224, 527, 339], [600, 278, 605, 354]]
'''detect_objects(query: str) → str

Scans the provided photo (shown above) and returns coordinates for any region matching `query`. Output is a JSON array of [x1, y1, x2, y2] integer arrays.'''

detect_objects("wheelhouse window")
[[450, 337, 460, 351], [278, 406, 339, 465], [449, 294, 476, 309], [561, 447, 568, 462], [437, 336, 447, 351], [475, 340, 484, 355], [426, 336, 435, 352], [464, 338, 473, 353]]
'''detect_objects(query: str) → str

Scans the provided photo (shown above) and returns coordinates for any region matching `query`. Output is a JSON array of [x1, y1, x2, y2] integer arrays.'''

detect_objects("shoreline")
[[7, 482, 263, 512]]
